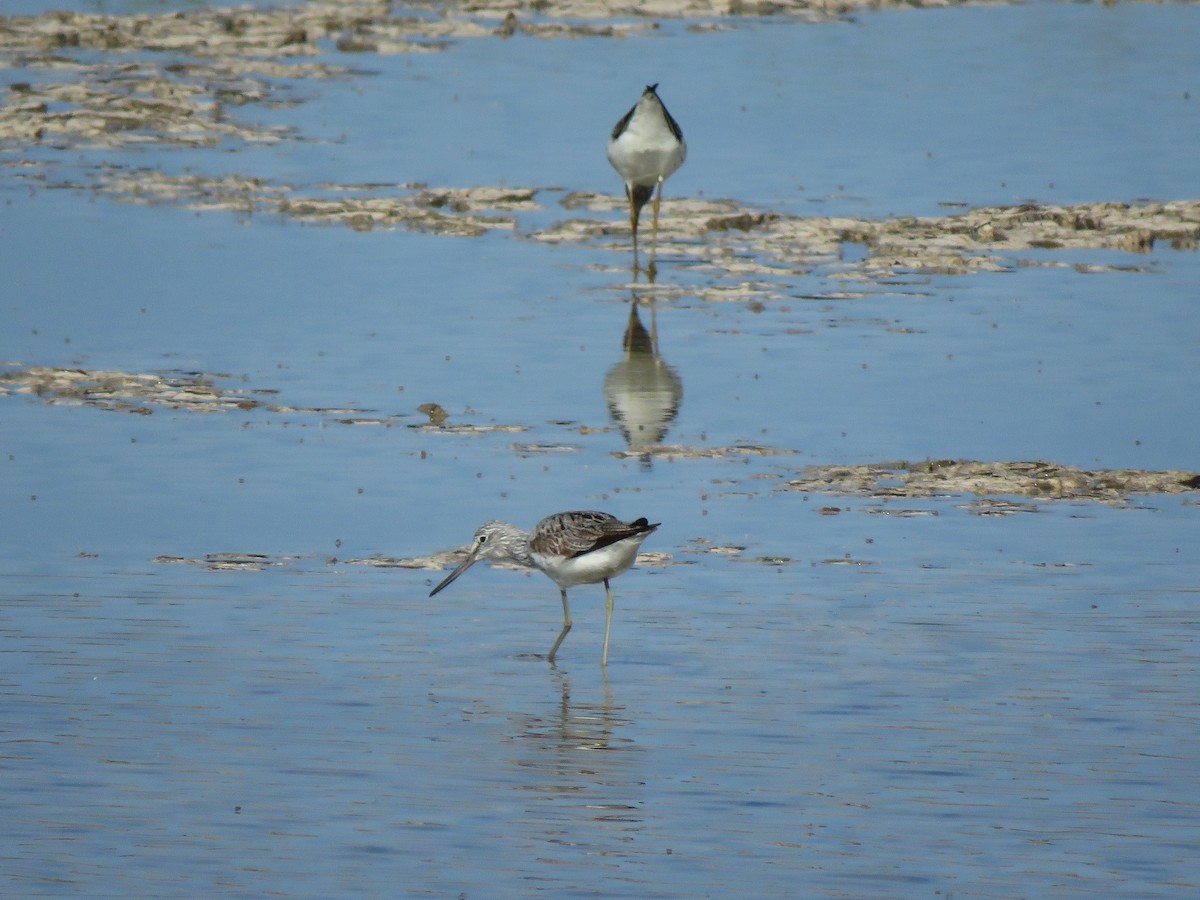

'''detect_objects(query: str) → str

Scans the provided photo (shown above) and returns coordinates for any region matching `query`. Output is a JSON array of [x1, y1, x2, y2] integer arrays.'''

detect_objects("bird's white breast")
[[607, 100, 687, 188], [532, 534, 647, 589]]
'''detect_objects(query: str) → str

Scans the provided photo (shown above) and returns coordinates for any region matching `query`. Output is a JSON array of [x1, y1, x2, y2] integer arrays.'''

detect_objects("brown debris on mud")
[[0, 365, 277, 414], [0, 365, 538, 433], [536, 194, 1200, 278], [1, 71, 301, 149], [95, 170, 538, 235], [19, 151, 1196, 266], [154, 552, 294, 571], [817, 200, 1200, 275], [785, 458, 1200, 504], [0, 0, 984, 72], [0, 3, 465, 63], [0, 364, 391, 420]]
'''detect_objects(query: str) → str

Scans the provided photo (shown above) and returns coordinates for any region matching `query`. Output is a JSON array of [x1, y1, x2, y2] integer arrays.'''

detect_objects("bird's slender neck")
[[487, 521, 535, 568], [508, 533, 535, 568]]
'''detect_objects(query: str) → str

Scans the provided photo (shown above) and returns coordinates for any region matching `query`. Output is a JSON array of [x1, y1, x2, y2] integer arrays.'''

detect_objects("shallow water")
[[3, 1, 1199, 897]]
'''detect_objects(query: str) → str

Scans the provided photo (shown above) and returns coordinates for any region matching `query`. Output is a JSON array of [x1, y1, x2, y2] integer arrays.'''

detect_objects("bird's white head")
[[428, 521, 530, 597]]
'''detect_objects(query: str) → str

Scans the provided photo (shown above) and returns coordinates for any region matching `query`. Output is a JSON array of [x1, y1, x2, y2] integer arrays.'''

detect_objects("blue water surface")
[[2, 1, 1199, 897]]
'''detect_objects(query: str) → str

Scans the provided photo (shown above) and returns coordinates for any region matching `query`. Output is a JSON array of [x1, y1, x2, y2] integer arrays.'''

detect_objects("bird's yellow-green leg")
[[548, 588, 572, 663], [647, 178, 667, 278], [601, 578, 614, 668], [628, 192, 641, 270], [651, 179, 665, 254]]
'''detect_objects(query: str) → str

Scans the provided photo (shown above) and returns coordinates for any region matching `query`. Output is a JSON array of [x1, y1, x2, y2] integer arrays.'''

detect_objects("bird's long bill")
[[428, 550, 479, 597]]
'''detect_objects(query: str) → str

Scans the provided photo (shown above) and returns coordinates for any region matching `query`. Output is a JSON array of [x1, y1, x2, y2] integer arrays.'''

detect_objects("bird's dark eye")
[[478, 535, 488, 544]]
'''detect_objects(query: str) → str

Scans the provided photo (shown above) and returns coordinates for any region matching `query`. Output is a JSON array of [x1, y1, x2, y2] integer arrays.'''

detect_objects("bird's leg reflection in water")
[[643, 222, 675, 281], [639, 242, 660, 284], [505, 677, 644, 837], [548, 668, 617, 752], [632, 261, 658, 351]]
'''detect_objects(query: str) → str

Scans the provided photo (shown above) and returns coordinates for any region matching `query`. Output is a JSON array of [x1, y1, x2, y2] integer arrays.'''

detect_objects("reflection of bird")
[[429, 511, 659, 667], [607, 84, 686, 266], [604, 299, 683, 465]]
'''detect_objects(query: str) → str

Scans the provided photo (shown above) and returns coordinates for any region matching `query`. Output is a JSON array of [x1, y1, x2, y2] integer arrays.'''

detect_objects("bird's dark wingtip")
[[645, 83, 659, 94]]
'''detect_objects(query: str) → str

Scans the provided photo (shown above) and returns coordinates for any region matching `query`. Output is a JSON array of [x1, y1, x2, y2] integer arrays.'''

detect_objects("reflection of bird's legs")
[[601, 578, 614, 668], [548, 588, 572, 663], [623, 300, 638, 351], [650, 297, 659, 356]]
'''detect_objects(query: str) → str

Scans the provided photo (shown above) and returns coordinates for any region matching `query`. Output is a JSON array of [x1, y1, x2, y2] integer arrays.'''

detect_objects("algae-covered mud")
[[786, 458, 1200, 504]]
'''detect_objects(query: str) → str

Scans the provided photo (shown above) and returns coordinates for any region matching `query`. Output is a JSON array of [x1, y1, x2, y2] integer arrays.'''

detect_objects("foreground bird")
[[429, 510, 660, 666], [607, 83, 686, 267]]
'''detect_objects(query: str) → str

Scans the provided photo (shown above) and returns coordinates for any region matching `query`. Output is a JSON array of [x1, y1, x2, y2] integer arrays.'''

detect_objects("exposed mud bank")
[[784, 458, 1200, 504]]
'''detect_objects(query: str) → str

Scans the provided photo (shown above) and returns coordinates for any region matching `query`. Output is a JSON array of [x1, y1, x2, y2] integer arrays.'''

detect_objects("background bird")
[[429, 510, 660, 666], [606, 84, 686, 269]]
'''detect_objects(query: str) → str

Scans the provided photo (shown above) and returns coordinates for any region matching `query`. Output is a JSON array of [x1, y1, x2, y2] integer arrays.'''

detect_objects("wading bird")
[[429, 510, 660, 667], [607, 84, 686, 268]]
